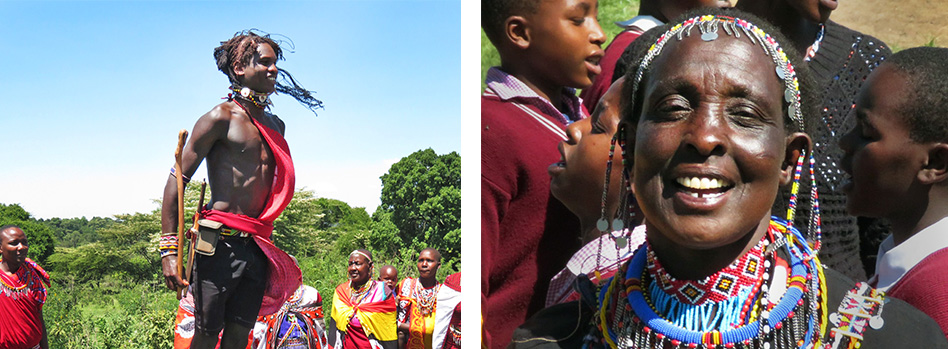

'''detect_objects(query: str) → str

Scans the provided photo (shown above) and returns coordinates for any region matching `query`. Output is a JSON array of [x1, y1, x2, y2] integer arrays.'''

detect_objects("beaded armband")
[[158, 234, 178, 258], [169, 167, 191, 184]]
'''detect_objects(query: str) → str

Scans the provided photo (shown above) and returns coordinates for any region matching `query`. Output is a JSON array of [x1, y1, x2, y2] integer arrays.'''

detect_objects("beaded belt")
[[219, 227, 251, 238]]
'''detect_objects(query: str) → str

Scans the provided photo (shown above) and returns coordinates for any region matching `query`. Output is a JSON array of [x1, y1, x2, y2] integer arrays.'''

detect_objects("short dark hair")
[[885, 47, 948, 144], [482, 0, 542, 46], [214, 30, 284, 86], [622, 7, 820, 136], [420, 248, 442, 262]]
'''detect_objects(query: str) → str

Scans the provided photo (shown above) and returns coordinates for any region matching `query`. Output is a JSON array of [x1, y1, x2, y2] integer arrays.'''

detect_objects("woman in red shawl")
[[0, 225, 50, 349]]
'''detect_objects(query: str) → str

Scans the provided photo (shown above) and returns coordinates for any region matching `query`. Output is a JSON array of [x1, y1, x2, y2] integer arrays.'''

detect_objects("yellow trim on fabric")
[[331, 292, 356, 331], [356, 306, 398, 341]]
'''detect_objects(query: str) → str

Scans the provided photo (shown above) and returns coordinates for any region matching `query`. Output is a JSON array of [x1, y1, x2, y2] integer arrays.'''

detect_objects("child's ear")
[[918, 143, 948, 185], [504, 16, 531, 49], [780, 132, 813, 186]]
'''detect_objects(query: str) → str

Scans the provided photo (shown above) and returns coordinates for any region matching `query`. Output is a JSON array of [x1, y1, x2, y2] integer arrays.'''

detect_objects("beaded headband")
[[631, 15, 805, 132], [350, 250, 373, 263]]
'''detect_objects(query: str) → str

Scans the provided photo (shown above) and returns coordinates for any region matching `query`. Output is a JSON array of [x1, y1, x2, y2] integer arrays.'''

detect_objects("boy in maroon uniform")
[[481, 0, 605, 346], [840, 46, 948, 339]]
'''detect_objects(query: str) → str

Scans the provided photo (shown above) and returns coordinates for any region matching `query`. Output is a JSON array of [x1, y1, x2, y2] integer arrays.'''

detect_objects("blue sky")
[[0, 0, 462, 219]]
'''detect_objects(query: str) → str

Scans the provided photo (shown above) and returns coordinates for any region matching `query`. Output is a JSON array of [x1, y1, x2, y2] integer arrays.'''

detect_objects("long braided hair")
[[214, 29, 324, 116]]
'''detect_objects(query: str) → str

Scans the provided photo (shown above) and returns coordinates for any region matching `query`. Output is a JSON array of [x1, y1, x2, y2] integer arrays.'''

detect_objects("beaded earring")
[[594, 127, 623, 283], [784, 151, 824, 255]]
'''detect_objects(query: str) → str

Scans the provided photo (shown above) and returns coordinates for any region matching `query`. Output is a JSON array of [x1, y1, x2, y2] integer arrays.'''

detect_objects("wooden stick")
[[174, 129, 188, 300], [185, 181, 206, 285]]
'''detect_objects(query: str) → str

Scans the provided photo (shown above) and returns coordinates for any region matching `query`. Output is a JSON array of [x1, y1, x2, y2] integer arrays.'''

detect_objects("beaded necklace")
[[230, 86, 272, 109], [0, 258, 49, 301], [596, 218, 827, 349], [804, 24, 826, 62], [643, 235, 770, 332], [411, 278, 440, 317], [350, 280, 373, 304]]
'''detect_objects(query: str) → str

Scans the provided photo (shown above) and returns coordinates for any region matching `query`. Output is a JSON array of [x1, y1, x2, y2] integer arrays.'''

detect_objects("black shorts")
[[191, 233, 268, 335]]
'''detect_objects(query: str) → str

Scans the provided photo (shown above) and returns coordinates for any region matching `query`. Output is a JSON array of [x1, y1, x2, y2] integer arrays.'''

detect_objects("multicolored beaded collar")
[[596, 218, 828, 349], [229, 86, 272, 109], [0, 258, 50, 302], [630, 15, 805, 132]]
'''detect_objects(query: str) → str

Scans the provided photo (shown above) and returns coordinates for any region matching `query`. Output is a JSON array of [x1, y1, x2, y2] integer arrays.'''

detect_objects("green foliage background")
[[0, 148, 460, 348]]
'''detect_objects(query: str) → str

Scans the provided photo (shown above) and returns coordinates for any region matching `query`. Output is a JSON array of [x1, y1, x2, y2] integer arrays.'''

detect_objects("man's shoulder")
[[201, 101, 242, 124]]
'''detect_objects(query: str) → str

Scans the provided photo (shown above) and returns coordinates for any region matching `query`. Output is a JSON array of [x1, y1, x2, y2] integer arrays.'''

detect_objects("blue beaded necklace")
[[597, 218, 825, 348]]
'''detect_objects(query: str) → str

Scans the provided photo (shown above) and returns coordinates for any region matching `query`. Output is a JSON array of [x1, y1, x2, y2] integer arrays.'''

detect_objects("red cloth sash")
[[197, 113, 301, 316]]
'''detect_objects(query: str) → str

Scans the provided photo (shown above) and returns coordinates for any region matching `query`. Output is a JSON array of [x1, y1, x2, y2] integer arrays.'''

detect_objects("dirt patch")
[[832, 0, 948, 50]]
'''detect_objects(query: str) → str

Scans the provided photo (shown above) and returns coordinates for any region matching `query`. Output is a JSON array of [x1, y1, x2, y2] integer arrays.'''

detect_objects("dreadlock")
[[214, 29, 324, 116]]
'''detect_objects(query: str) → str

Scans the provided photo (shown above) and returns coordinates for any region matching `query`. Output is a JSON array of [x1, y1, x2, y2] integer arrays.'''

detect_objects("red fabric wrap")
[[335, 283, 398, 313], [196, 114, 301, 316], [250, 114, 296, 226], [0, 260, 49, 348]]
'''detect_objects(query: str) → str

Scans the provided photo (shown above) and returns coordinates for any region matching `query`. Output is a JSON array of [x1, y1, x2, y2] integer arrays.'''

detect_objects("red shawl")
[[0, 259, 50, 348], [200, 114, 301, 316]]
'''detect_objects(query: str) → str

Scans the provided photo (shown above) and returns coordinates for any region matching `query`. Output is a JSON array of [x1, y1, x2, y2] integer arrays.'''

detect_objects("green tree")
[[0, 203, 55, 263], [373, 148, 461, 269]]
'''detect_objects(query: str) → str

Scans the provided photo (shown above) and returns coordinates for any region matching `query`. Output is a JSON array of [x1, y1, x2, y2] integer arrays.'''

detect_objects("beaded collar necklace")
[[804, 24, 826, 62], [229, 86, 272, 109], [0, 258, 48, 301], [350, 280, 373, 303], [412, 278, 440, 316], [597, 219, 828, 349]]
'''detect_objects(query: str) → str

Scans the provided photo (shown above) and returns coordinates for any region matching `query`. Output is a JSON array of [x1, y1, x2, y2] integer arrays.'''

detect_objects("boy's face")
[[526, 0, 605, 89], [839, 64, 928, 218], [550, 77, 625, 222], [630, 34, 790, 250], [235, 43, 278, 93]]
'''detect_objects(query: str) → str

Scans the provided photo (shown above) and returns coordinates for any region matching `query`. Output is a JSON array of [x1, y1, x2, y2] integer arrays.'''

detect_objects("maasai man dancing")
[[327, 249, 398, 349], [397, 248, 442, 349], [0, 225, 50, 349], [159, 30, 322, 349]]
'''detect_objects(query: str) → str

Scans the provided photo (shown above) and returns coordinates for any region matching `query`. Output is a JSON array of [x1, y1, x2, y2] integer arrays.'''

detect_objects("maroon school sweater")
[[887, 246, 948, 340], [481, 91, 582, 348]]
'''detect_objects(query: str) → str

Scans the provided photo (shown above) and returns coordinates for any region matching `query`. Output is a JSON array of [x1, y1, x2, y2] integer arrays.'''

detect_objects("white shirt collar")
[[872, 216, 948, 291]]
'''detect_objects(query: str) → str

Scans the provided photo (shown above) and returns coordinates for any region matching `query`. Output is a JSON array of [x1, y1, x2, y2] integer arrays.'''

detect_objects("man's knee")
[[220, 321, 253, 348], [190, 330, 221, 349]]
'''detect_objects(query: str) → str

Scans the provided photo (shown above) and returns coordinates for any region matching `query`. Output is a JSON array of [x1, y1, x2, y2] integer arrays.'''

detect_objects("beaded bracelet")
[[169, 167, 191, 184], [158, 234, 178, 258]]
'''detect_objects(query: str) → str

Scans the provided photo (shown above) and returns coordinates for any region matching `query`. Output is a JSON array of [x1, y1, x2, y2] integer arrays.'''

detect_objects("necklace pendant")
[[616, 236, 628, 249]]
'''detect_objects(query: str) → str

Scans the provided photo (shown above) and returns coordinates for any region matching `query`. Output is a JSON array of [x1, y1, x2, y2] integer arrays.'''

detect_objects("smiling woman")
[[511, 7, 948, 349], [0, 225, 51, 349], [327, 249, 398, 349]]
